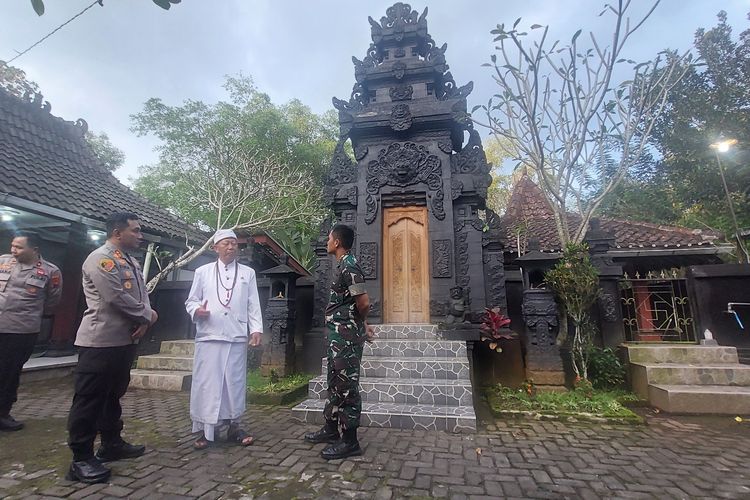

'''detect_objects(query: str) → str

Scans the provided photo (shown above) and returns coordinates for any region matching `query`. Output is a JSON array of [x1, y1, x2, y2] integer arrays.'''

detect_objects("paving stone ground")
[[1, 377, 749, 499]]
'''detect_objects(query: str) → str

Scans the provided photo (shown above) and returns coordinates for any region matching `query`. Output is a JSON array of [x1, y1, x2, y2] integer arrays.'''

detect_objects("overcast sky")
[[2, 1, 748, 184]]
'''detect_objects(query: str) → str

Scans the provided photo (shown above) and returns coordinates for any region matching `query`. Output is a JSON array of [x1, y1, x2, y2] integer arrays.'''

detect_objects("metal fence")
[[620, 271, 696, 342]]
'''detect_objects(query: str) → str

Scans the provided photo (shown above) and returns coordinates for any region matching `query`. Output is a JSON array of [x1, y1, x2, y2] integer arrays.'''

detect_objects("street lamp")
[[709, 138, 749, 263]]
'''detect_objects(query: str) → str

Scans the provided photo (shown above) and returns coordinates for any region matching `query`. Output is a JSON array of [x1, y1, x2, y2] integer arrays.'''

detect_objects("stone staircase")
[[291, 324, 476, 433], [623, 344, 750, 414], [129, 340, 194, 391]]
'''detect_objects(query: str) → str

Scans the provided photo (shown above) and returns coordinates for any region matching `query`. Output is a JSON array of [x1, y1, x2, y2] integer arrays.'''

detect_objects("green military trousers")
[[323, 321, 364, 430]]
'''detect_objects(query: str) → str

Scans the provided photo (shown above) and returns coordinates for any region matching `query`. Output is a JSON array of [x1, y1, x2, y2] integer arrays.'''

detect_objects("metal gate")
[[620, 271, 696, 342]]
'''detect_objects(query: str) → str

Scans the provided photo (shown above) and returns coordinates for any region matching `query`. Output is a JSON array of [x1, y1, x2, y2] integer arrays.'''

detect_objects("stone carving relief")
[[453, 129, 488, 174], [451, 179, 463, 200], [393, 61, 407, 80], [312, 257, 332, 328], [522, 291, 559, 353], [365, 142, 446, 224], [327, 141, 357, 184], [389, 84, 413, 101], [430, 299, 448, 317], [598, 291, 618, 322], [454, 228, 470, 289], [354, 144, 369, 161], [369, 300, 381, 317], [390, 103, 413, 131], [483, 252, 506, 309], [438, 140, 453, 154], [346, 186, 358, 206], [359, 242, 378, 279], [431, 239, 452, 278]]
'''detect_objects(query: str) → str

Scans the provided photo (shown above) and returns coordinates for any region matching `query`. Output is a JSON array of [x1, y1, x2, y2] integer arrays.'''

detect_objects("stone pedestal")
[[261, 298, 296, 377], [522, 289, 565, 388]]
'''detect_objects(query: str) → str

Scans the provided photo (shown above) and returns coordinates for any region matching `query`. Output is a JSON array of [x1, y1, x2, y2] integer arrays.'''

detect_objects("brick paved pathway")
[[1, 377, 749, 499]]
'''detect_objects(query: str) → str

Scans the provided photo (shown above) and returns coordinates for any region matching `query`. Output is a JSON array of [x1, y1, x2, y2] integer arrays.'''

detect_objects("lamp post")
[[709, 138, 749, 263]]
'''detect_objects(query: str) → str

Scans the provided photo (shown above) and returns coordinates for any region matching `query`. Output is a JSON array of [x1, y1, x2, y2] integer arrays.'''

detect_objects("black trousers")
[[67, 344, 136, 461], [0, 332, 38, 416]]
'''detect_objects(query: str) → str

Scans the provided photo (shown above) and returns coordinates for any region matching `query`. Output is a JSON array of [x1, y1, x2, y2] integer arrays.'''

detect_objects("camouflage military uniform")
[[323, 252, 367, 430]]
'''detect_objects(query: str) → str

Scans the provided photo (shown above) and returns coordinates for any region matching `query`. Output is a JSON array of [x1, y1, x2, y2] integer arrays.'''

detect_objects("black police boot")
[[304, 420, 340, 444], [321, 428, 362, 460], [0, 414, 24, 432], [65, 458, 111, 484], [95, 440, 146, 462]]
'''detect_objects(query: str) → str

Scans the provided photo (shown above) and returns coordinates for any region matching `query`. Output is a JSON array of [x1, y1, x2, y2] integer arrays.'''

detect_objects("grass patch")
[[246, 370, 313, 405], [486, 385, 644, 424]]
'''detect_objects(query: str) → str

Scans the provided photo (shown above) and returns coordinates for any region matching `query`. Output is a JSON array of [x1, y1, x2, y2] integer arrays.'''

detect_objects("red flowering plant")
[[480, 307, 514, 352]]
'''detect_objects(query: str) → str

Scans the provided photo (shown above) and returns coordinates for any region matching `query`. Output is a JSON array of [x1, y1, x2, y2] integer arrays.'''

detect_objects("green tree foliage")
[[131, 74, 337, 269], [84, 131, 125, 173], [483, 137, 516, 215], [601, 10, 750, 241]]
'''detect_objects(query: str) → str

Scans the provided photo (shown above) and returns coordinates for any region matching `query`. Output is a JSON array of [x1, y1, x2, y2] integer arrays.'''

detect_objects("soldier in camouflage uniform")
[[304, 224, 374, 460]]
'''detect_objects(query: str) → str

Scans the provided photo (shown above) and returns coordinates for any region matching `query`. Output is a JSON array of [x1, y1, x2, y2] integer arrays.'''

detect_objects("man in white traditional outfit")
[[185, 229, 263, 450]]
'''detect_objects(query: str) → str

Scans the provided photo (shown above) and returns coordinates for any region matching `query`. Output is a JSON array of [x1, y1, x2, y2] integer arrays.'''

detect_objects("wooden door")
[[383, 207, 429, 323]]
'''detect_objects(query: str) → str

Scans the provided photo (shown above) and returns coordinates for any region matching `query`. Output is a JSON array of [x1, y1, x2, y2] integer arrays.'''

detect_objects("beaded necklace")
[[215, 259, 239, 307]]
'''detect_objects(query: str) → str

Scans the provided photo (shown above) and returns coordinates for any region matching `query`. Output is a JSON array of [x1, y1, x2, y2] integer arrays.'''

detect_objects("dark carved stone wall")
[[315, 3, 506, 326], [359, 242, 378, 279], [432, 239, 452, 278]]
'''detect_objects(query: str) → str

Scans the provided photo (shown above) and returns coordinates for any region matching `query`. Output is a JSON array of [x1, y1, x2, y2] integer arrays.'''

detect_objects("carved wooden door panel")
[[383, 207, 429, 323]]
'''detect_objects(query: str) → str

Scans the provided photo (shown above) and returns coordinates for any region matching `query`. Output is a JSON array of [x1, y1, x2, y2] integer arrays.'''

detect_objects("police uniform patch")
[[124, 270, 132, 278], [99, 258, 116, 272], [114, 249, 123, 259], [51, 272, 61, 287], [37, 268, 46, 276], [123, 280, 133, 289], [26, 286, 38, 294]]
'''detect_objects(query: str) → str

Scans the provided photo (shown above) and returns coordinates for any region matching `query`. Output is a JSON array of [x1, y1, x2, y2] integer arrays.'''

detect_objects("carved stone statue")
[[445, 286, 467, 324]]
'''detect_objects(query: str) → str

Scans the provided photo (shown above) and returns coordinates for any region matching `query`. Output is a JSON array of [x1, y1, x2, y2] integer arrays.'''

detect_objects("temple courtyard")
[[0, 377, 748, 500]]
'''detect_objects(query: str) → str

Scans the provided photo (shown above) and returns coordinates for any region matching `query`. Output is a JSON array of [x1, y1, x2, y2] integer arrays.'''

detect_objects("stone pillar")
[[522, 289, 565, 388], [261, 297, 296, 377], [586, 218, 626, 348]]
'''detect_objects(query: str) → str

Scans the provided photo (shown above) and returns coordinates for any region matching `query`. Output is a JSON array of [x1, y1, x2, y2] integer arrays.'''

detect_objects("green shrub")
[[587, 347, 626, 389]]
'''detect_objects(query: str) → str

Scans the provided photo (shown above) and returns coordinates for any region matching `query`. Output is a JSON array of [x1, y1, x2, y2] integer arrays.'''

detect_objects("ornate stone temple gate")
[[294, 3, 508, 432]]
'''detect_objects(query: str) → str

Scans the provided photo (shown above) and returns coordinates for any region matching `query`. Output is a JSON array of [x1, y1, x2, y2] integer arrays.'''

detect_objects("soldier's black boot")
[[321, 428, 362, 460], [304, 420, 340, 444], [0, 414, 24, 432], [65, 458, 111, 484], [95, 440, 146, 462]]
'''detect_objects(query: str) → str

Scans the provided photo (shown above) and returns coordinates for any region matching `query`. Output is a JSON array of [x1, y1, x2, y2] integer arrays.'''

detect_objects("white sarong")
[[190, 340, 247, 441]]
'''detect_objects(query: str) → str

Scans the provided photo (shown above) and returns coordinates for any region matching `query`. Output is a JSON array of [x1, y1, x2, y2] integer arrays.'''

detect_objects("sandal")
[[193, 434, 210, 450], [227, 425, 254, 446]]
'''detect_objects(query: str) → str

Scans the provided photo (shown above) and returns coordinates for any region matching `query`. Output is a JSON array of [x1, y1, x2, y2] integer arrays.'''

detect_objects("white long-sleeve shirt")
[[185, 260, 263, 343]]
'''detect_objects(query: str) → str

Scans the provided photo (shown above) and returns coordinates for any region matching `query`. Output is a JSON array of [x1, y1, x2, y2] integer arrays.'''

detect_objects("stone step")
[[649, 384, 750, 414], [291, 398, 476, 433], [372, 324, 439, 339], [129, 369, 192, 392], [159, 340, 195, 356], [307, 376, 473, 406], [623, 344, 739, 365], [364, 340, 466, 358], [136, 354, 193, 371], [321, 356, 470, 380], [631, 362, 750, 399]]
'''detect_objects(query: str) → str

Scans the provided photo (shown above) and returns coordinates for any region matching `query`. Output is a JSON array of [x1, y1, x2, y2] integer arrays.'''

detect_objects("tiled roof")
[[500, 175, 723, 252], [0, 89, 204, 242]]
